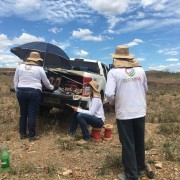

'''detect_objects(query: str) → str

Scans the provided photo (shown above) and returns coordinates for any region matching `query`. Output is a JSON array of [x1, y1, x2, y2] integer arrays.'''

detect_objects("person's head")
[[111, 45, 140, 68], [88, 80, 101, 98], [25, 51, 43, 66]]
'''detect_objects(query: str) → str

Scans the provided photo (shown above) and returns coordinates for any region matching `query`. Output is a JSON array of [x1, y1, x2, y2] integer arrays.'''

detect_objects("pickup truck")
[[39, 58, 109, 114]]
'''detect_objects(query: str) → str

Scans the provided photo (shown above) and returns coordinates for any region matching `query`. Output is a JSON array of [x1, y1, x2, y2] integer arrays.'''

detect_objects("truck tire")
[[39, 106, 52, 116]]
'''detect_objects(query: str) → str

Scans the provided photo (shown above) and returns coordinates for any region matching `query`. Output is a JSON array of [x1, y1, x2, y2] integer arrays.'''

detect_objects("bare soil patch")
[[0, 71, 179, 180]]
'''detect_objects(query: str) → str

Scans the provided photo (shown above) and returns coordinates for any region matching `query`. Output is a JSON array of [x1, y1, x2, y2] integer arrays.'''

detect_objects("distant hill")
[[146, 70, 180, 78], [0, 68, 179, 85]]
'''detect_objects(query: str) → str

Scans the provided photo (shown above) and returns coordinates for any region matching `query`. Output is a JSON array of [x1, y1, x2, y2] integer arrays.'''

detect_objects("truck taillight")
[[82, 77, 92, 97]]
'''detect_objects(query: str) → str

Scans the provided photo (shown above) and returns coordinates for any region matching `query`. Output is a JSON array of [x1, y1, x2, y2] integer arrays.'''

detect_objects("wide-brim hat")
[[26, 51, 43, 62], [25, 61, 39, 65], [113, 58, 140, 68], [111, 45, 134, 59], [89, 80, 101, 98]]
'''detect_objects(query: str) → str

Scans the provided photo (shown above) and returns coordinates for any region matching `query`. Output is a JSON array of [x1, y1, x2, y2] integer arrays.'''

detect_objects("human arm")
[[71, 98, 100, 116], [144, 72, 148, 92], [40, 68, 54, 90], [105, 70, 116, 105], [13, 66, 19, 92]]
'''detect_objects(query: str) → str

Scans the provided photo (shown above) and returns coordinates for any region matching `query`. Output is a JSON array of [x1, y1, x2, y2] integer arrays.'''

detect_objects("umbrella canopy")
[[10, 41, 71, 69]]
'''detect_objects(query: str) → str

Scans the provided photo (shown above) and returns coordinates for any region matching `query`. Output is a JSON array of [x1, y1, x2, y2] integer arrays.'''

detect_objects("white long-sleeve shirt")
[[105, 67, 148, 120], [14, 64, 54, 91], [77, 97, 105, 122]]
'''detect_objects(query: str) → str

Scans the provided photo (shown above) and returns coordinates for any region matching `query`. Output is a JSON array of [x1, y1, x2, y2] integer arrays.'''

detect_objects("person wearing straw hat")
[[68, 80, 105, 143], [14, 51, 54, 141], [105, 45, 148, 180]]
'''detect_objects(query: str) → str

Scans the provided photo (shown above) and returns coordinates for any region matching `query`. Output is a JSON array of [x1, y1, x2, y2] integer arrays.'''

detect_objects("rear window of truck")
[[70, 61, 100, 74]]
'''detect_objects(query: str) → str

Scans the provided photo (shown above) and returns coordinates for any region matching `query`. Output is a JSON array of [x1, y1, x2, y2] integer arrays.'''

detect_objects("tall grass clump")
[[97, 151, 123, 176]]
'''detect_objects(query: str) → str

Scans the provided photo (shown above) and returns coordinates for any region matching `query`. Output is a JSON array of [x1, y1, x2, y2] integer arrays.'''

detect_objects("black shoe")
[[20, 134, 28, 139], [29, 136, 40, 142]]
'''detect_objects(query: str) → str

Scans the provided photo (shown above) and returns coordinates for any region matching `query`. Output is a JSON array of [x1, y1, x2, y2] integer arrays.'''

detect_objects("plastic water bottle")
[[1, 145, 10, 172]]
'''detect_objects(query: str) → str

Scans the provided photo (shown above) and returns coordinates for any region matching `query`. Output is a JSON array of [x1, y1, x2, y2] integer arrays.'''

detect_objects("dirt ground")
[[0, 111, 179, 180], [0, 72, 180, 180]]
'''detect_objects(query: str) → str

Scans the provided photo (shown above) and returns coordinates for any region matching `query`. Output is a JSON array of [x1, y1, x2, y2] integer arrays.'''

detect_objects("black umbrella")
[[10, 41, 71, 69]]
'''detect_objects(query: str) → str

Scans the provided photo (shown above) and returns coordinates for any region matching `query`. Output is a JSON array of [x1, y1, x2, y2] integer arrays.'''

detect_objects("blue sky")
[[0, 0, 180, 72]]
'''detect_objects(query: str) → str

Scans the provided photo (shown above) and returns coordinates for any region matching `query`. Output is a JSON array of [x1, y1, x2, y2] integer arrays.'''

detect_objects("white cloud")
[[148, 62, 180, 72], [126, 39, 143, 47], [149, 18, 180, 30], [0, 32, 70, 67], [141, 0, 157, 7], [136, 12, 145, 19], [166, 58, 179, 62], [115, 19, 155, 34], [50, 39, 70, 50], [0, 32, 44, 67], [0, 32, 44, 50], [72, 29, 92, 38], [0, 34, 13, 48], [158, 48, 179, 55], [75, 50, 89, 57], [165, 51, 178, 56], [0, 0, 179, 32], [0, 0, 92, 23], [72, 28, 103, 41], [107, 16, 124, 29], [13, 33, 44, 45], [84, 0, 129, 15], [48, 27, 62, 34], [0, 53, 21, 68], [82, 36, 103, 41]]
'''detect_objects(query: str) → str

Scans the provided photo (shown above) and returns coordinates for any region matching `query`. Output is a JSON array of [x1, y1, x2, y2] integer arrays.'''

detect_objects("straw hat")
[[89, 80, 101, 98], [111, 45, 140, 68], [111, 45, 134, 59], [25, 51, 43, 65], [113, 58, 140, 68]]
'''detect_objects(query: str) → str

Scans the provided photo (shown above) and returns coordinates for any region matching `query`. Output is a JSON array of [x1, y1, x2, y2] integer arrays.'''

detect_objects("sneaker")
[[29, 136, 40, 142], [138, 169, 154, 179], [76, 139, 89, 145], [20, 134, 28, 139], [118, 174, 127, 180]]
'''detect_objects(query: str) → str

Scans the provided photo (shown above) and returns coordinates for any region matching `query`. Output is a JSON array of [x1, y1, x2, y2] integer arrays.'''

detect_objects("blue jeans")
[[69, 112, 104, 140], [17, 88, 41, 138], [116, 117, 146, 180]]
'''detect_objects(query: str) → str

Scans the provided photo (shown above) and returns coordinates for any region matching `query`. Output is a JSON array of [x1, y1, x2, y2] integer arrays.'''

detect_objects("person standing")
[[105, 45, 148, 180], [68, 80, 105, 143], [14, 51, 54, 141]]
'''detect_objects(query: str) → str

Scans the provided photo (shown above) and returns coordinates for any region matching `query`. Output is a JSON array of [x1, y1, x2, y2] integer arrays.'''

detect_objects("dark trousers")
[[69, 112, 104, 140], [116, 117, 146, 180], [17, 88, 41, 138]]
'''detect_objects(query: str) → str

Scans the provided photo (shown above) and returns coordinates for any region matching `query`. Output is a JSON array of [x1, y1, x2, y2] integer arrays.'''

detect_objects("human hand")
[[71, 106, 78, 111]]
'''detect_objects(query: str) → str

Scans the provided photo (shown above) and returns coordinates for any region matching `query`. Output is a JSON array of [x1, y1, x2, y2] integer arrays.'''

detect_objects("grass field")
[[0, 69, 179, 179]]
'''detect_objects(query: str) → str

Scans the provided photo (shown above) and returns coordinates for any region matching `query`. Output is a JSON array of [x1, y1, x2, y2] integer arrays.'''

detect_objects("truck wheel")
[[39, 106, 52, 116], [62, 108, 74, 121]]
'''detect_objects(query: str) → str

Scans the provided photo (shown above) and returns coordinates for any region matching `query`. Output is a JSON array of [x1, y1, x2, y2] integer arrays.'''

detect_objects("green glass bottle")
[[1, 145, 10, 172]]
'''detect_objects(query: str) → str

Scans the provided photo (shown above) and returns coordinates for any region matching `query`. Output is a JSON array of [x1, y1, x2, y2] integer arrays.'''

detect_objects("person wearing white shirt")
[[105, 45, 148, 180], [14, 51, 54, 141], [68, 80, 105, 142]]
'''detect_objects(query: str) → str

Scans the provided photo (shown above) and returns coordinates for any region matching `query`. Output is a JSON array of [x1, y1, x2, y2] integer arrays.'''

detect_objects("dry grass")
[[0, 70, 180, 179]]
